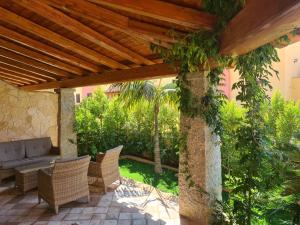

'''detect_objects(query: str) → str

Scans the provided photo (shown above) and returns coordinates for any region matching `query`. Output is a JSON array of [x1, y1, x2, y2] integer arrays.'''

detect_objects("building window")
[[87, 93, 92, 97], [75, 93, 81, 103]]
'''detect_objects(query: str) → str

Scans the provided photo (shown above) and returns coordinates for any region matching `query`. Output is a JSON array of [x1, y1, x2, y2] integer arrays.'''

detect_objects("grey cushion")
[[1, 155, 59, 169], [1, 158, 33, 169], [31, 155, 60, 162], [0, 140, 25, 162], [25, 137, 52, 158]]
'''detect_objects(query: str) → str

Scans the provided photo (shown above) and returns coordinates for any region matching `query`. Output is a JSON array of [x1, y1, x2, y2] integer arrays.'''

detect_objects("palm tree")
[[114, 80, 177, 173]]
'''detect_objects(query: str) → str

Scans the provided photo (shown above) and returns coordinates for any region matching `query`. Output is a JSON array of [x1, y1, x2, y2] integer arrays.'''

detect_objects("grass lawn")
[[119, 159, 179, 195]]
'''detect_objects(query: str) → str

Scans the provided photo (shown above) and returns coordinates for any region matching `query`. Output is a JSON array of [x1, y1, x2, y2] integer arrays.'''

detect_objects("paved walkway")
[[0, 179, 183, 225]]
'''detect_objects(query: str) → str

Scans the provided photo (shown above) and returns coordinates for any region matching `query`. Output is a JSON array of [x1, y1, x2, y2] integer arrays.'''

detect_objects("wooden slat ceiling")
[[0, 0, 299, 90], [0, 0, 212, 90]]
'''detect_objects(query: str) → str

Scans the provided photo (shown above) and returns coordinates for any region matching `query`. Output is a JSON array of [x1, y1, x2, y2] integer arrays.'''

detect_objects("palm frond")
[[112, 81, 155, 107], [159, 82, 179, 106]]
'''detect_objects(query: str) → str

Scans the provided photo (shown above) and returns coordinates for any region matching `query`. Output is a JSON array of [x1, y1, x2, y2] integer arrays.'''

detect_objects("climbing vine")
[[152, 0, 285, 224], [152, 0, 243, 136]]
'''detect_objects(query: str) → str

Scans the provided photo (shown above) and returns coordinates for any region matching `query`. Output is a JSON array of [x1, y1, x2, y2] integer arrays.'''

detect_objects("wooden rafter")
[[0, 38, 83, 76], [0, 0, 298, 91], [89, 0, 216, 30], [221, 0, 300, 55], [0, 74, 30, 85], [0, 48, 75, 78], [0, 26, 99, 73], [0, 70, 38, 84], [0, 7, 128, 69], [0, 66, 47, 82], [15, 0, 154, 66], [1, 78, 25, 86], [0, 57, 58, 81], [21, 63, 176, 91], [44, 0, 179, 45]]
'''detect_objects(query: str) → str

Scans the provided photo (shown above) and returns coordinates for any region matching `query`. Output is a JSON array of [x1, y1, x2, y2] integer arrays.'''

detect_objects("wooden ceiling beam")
[[0, 38, 83, 76], [0, 74, 30, 85], [0, 7, 128, 69], [89, 0, 217, 30], [128, 20, 180, 43], [0, 48, 74, 78], [0, 74, 33, 85], [44, 0, 179, 44], [0, 70, 39, 84], [220, 0, 300, 55], [0, 66, 47, 82], [55, 5, 172, 49], [0, 26, 99, 73], [0, 57, 58, 81], [1, 78, 24, 86], [21, 63, 177, 91], [16, 0, 154, 66], [273, 28, 300, 48]]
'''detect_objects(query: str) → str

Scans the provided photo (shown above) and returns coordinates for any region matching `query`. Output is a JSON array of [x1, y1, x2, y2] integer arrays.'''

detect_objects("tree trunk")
[[154, 102, 162, 174]]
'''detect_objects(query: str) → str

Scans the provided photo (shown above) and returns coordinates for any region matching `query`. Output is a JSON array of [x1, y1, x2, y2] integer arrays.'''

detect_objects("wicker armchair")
[[88, 145, 123, 193], [37, 155, 91, 214]]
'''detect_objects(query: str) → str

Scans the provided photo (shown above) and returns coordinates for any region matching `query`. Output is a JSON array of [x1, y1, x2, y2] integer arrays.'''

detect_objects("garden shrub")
[[75, 87, 299, 224], [220, 92, 300, 224], [74, 88, 179, 166]]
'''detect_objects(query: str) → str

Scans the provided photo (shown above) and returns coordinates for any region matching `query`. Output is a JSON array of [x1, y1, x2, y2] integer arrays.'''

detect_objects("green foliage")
[[221, 94, 300, 225], [74, 89, 109, 158], [74, 88, 180, 166], [152, 0, 287, 224], [113, 80, 178, 173], [119, 159, 179, 195]]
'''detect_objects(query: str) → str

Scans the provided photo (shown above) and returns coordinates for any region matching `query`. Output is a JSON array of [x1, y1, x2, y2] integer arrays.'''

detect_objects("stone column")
[[179, 71, 222, 224], [56, 88, 77, 158]]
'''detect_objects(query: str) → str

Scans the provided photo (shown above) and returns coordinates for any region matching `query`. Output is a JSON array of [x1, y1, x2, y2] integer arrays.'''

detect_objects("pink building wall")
[[220, 69, 231, 99], [82, 86, 98, 98]]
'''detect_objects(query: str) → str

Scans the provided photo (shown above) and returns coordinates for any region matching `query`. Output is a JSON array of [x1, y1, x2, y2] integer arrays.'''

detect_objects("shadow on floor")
[[0, 178, 185, 225]]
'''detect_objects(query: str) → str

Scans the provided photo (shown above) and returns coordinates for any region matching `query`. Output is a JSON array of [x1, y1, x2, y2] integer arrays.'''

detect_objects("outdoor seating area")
[[0, 141, 180, 224], [0, 137, 60, 184], [0, 0, 299, 224]]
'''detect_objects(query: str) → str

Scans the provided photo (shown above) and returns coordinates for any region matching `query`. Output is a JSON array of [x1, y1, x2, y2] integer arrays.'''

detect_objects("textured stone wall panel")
[[0, 80, 58, 145]]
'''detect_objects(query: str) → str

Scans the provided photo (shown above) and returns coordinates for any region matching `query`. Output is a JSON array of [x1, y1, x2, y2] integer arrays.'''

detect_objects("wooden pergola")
[[1, 1, 300, 223], [0, 0, 299, 91]]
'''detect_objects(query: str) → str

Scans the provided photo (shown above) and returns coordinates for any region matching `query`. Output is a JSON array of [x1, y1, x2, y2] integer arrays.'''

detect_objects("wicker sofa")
[[0, 137, 60, 183], [38, 155, 91, 214], [88, 145, 123, 193]]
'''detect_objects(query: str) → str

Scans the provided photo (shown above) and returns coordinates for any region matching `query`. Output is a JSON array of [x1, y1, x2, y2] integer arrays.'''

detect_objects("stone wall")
[[0, 80, 58, 146]]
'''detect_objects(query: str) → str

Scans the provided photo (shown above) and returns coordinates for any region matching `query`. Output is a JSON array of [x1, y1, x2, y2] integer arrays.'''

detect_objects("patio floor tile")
[[0, 179, 180, 225]]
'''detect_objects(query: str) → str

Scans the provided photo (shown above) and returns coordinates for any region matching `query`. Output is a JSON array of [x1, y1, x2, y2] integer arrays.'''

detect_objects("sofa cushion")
[[1, 158, 33, 169], [0, 140, 25, 162], [1, 155, 59, 169], [31, 155, 60, 162], [25, 137, 52, 158]]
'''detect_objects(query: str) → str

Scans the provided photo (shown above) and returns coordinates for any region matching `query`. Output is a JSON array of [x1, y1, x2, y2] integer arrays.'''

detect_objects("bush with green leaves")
[[74, 88, 180, 166], [220, 92, 300, 225]]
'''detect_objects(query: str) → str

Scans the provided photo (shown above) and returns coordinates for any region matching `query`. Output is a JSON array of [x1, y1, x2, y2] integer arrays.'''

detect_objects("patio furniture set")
[[0, 137, 123, 214]]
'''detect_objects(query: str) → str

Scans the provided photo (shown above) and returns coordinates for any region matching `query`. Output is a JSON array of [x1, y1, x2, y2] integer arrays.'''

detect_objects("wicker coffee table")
[[15, 161, 54, 194]]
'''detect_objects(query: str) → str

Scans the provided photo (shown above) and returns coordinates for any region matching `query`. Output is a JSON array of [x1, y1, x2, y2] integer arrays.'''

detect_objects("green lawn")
[[119, 159, 179, 195]]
